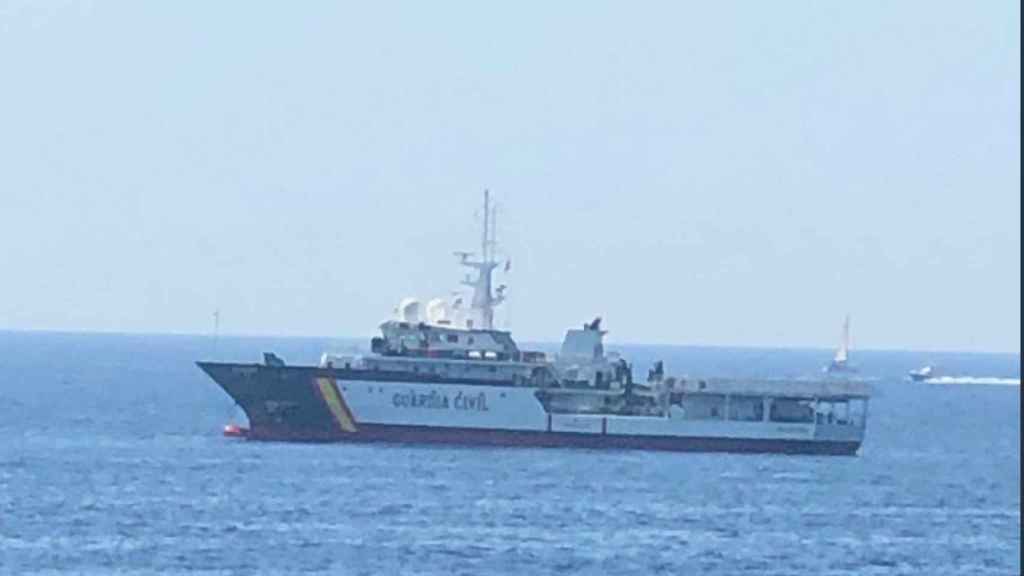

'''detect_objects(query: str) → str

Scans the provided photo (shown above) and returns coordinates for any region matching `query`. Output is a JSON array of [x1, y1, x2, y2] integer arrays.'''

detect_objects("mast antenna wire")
[[212, 309, 220, 357]]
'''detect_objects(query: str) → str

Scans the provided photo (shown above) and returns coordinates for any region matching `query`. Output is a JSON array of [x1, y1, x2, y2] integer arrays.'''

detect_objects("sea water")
[[0, 331, 1019, 575]]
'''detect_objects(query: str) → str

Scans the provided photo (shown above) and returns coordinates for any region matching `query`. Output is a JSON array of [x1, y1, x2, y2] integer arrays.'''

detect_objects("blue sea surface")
[[0, 331, 1019, 575]]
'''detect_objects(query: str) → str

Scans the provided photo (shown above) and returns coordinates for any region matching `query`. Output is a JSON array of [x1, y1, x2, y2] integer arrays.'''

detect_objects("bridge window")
[[848, 399, 867, 427], [727, 395, 764, 421], [446, 335, 459, 343], [769, 398, 815, 423], [815, 399, 865, 427], [680, 394, 726, 420]]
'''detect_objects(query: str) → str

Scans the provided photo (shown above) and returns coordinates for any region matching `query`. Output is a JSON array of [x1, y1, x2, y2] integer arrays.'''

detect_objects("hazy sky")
[[0, 2, 1019, 353]]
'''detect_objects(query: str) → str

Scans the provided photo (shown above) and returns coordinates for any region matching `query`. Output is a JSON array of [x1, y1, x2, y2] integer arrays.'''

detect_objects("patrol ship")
[[197, 192, 870, 455]]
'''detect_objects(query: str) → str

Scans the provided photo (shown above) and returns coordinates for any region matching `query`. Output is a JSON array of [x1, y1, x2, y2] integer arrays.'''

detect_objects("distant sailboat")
[[824, 315, 857, 374]]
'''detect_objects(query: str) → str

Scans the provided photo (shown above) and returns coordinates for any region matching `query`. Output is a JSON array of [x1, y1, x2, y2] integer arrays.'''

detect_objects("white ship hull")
[[345, 380, 859, 443]]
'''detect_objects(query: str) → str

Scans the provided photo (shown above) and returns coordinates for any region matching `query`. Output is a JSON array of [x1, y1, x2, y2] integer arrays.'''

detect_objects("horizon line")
[[1, 327, 1018, 357]]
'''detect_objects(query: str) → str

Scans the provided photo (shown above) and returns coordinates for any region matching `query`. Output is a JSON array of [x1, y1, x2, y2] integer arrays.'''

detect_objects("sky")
[[0, 1, 1019, 353]]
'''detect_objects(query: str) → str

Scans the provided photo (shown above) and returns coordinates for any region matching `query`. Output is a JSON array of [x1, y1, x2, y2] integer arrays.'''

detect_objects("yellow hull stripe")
[[315, 377, 357, 433]]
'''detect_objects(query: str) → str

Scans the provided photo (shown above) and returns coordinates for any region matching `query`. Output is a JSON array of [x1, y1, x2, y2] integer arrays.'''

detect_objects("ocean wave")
[[925, 376, 1020, 386]]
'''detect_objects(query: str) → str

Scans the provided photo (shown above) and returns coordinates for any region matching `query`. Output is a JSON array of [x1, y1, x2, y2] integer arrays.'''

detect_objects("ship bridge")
[[373, 320, 520, 360]]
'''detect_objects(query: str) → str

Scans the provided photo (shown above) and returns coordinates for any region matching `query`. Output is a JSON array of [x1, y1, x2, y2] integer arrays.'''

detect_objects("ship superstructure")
[[198, 192, 870, 455]]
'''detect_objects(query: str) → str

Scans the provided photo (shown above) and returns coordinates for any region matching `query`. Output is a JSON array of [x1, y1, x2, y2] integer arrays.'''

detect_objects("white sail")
[[834, 315, 850, 363]]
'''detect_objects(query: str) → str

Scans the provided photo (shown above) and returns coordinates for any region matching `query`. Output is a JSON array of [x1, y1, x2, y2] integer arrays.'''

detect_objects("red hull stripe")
[[246, 423, 860, 456]]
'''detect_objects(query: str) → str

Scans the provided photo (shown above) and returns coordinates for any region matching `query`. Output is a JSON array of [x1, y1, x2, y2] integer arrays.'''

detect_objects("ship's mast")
[[482, 189, 490, 262], [212, 309, 220, 356], [458, 189, 505, 330]]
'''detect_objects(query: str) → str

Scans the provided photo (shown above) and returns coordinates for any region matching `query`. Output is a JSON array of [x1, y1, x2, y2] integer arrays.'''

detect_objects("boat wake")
[[923, 376, 1020, 387]]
